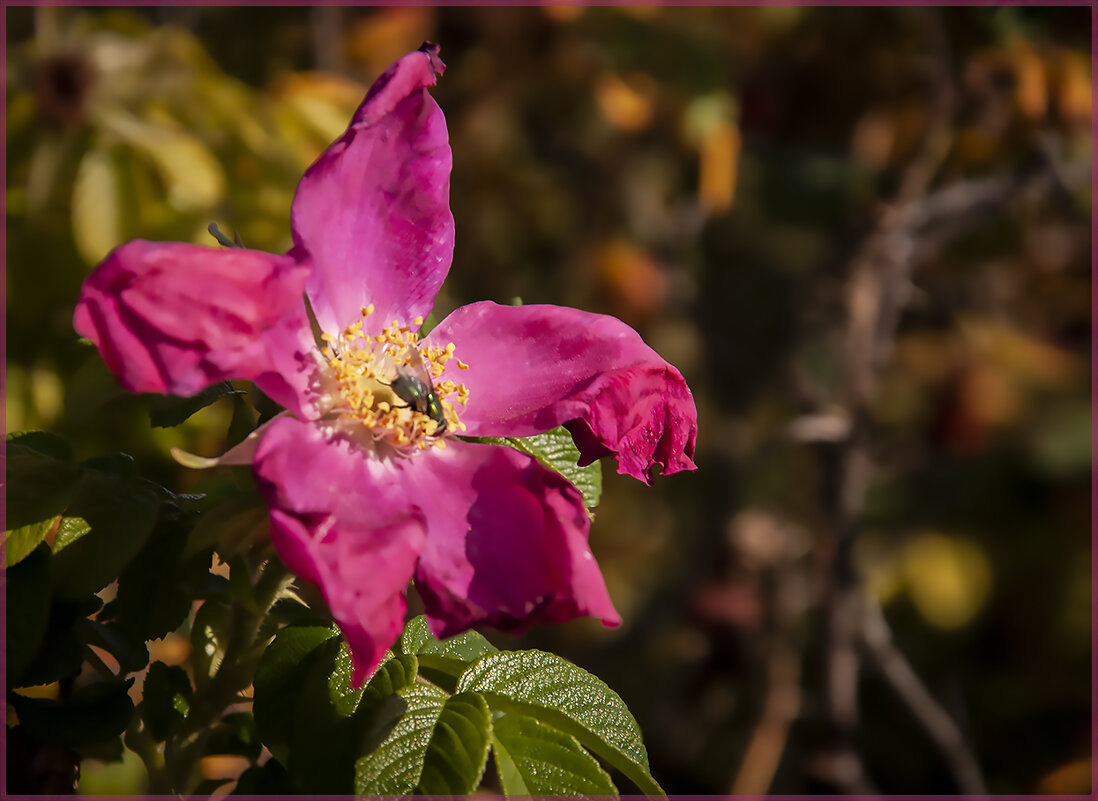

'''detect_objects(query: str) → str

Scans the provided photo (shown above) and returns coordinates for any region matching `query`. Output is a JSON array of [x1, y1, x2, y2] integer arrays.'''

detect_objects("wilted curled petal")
[[427, 302, 698, 483], [406, 440, 620, 638], [252, 417, 426, 686], [73, 240, 320, 419], [291, 43, 454, 335]]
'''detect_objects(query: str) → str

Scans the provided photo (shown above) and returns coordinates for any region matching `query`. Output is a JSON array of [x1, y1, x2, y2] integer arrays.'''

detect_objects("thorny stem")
[[164, 557, 291, 793]]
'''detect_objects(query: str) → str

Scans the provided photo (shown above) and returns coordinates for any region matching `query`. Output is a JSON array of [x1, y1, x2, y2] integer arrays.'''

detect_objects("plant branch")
[[859, 596, 988, 794]]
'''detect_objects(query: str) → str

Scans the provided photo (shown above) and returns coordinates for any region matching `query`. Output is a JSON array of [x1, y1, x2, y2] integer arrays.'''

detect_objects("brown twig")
[[859, 595, 988, 794]]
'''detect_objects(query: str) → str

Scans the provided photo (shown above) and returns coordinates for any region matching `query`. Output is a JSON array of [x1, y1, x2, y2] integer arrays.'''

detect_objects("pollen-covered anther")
[[320, 309, 467, 454]]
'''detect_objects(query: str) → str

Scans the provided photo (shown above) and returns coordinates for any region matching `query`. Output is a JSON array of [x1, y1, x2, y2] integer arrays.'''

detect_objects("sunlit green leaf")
[[5, 516, 58, 567], [456, 649, 662, 795], [472, 425, 603, 511], [354, 682, 448, 795], [492, 712, 617, 794], [416, 692, 492, 794]]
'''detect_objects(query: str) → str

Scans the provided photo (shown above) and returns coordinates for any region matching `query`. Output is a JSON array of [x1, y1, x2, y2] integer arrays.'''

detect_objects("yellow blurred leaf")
[[1008, 38, 1048, 120], [344, 8, 434, 74], [960, 317, 1083, 388], [72, 147, 124, 265], [99, 109, 225, 211], [274, 71, 368, 147], [595, 72, 655, 132], [699, 120, 740, 214], [903, 533, 991, 630], [1053, 50, 1092, 123]]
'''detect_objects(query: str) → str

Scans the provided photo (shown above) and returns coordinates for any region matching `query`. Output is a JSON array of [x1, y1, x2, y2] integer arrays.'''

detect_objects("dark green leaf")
[[10, 679, 135, 753], [354, 682, 449, 795], [139, 662, 193, 741], [148, 381, 243, 428], [284, 637, 372, 792], [6, 430, 75, 461], [233, 758, 291, 794], [184, 491, 268, 561], [6, 543, 52, 682], [77, 618, 149, 674], [471, 425, 603, 511], [491, 712, 617, 794], [4, 439, 81, 530], [205, 712, 261, 760], [49, 467, 159, 601], [456, 649, 662, 795], [13, 597, 94, 688], [252, 625, 338, 763], [416, 692, 493, 794], [113, 501, 208, 640]]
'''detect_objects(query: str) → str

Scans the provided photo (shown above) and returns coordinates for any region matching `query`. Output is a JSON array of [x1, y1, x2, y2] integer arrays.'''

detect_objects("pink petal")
[[427, 301, 698, 484], [252, 417, 426, 686], [73, 240, 320, 419], [404, 440, 620, 638], [290, 43, 454, 335]]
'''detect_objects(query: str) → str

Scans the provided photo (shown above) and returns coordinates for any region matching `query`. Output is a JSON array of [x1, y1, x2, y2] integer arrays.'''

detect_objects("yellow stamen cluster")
[[318, 305, 469, 454]]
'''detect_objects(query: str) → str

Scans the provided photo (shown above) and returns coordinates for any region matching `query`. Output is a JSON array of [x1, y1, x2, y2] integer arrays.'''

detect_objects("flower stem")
[[165, 556, 290, 793]]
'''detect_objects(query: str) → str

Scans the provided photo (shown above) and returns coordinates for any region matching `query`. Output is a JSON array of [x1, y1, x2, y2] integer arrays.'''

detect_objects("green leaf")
[[139, 662, 193, 741], [6, 543, 52, 682], [205, 712, 261, 760], [149, 381, 243, 428], [77, 619, 149, 675], [112, 501, 209, 640], [6, 430, 75, 460], [255, 630, 418, 793], [233, 758, 291, 794], [52, 516, 91, 554], [183, 491, 268, 561], [473, 425, 603, 511], [10, 679, 135, 753], [13, 597, 96, 688], [398, 615, 498, 686], [456, 649, 662, 795], [49, 467, 160, 601], [284, 637, 370, 792], [252, 625, 338, 763], [4, 438, 82, 531], [416, 692, 493, 794], [5, 515, 58, 567], [190, 600, 233, 688], [492, 712, 617, 794], [354, 682, 448, 795]]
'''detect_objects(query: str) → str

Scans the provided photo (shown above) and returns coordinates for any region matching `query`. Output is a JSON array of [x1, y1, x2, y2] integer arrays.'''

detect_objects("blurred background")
[[5, 5, 1092, 795]]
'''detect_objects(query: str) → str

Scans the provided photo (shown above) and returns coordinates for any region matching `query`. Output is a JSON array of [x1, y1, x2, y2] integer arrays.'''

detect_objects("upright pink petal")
[[427, 302, 698, 484], [73, 240, 320, 419], [291, 43, 453, 334], [402, 440, 621, 638], [252, 417, 426, 686]]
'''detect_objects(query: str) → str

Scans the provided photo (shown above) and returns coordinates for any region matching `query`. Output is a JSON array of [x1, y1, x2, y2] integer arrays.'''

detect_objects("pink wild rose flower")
[[73, 43, 697, 685]]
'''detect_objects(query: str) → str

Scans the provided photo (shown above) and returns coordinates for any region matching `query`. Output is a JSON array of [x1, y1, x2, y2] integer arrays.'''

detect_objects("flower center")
[[319, 304, 469, 454]]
